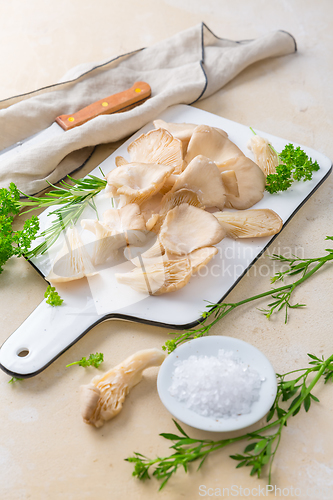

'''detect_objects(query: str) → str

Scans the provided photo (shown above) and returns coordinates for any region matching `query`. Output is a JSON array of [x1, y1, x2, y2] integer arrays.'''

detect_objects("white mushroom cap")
[[103, 203, 146, 233], [128, 128, 184, 174], [81, 205, 147, 266], [138, 193, 163, 223], [212, 209, 283, 238], [220, 170, 239, 198], [81, 219, 127, 265], [159, 203, 226, 256], [153, 119, 198, 155], [106, 162, 174, 207], [218, 156, 266, 210], [184, 125, 243, 168], [166, 155, 226, 210]]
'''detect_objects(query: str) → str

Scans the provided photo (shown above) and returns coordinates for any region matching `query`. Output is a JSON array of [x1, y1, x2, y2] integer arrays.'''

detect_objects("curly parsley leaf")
[[265, 143, 320, 194], [66, 352, 104, 368], [0, 182, 20, 217], [0, 183, 39, 273], [44, 285, 64, 306]]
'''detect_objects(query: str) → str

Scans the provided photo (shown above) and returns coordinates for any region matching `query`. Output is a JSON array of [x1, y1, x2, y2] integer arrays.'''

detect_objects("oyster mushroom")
[[160, 188, 203, 215], [103, 203, 146, 234], [114, 156, 129, 167], [220, 170, 239, 198], [218, 156, 266, 210], [153, 119, 198, 155], [165, 155, 226, 210], [46, 226, 96, 283], [127, 128, 184, 174], [164, 246, 219, 272], [116, 245, 218, 295], [159, 203, 226, 256], [184, 125, 243, 167], [80, 348, 166, 428], [80, 219, 126, 265], [213, 209, 283, 238], [158, 173, 178, 195], [127, 237, 165, 267], [116, 257, 192, 294], [188, 246, 218, 272], [139, 193, 163, 225], [248, 135, 279, 176], [106, 162, 174, 207], [81, 204, 147, 265]]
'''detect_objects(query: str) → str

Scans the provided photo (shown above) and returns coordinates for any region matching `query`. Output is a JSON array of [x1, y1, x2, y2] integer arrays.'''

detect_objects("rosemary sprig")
[[163, 237, 333, 353], [126, 352, 333, 490], [18, 171, 107, 258]]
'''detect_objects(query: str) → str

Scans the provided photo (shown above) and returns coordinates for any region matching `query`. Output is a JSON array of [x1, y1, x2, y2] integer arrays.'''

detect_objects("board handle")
[[0, 294, 101, 378], [55, 81, 151, 131]]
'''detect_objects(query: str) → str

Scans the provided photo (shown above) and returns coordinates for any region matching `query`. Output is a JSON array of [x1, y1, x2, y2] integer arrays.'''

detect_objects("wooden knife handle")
[[55, 81, 151, 131]]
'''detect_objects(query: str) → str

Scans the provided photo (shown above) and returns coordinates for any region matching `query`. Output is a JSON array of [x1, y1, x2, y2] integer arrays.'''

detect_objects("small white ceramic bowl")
[[157, 336, 277, 432]]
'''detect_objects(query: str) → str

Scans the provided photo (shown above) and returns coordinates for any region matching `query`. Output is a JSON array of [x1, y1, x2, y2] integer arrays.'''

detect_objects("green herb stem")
[[164, 246, 333, 353], [18, 172, 107, 259]]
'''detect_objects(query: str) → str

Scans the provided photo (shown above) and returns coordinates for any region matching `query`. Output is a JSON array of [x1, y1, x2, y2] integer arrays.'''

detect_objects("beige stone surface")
[[1, 1, 333, 499]]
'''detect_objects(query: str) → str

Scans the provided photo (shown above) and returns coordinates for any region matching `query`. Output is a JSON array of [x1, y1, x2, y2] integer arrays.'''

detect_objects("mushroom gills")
[[153, 119, 198, 155], [248, 135, 279, 176], [116, 245, 218, 295], [213, 209, 283, 238], [79, 348, 166, 428], [46, 226, 97, 283], [127, 128, 184, 174]]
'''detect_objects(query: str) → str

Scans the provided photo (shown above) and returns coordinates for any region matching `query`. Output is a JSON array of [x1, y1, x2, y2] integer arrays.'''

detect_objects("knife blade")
[[0, 81, 151, 161]]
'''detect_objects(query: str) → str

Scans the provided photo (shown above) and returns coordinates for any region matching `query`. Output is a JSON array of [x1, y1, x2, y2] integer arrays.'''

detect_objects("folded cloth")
[[0, 23, 296, 195]]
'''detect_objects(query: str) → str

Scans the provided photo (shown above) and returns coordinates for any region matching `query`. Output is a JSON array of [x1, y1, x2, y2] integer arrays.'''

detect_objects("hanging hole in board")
[[17, 349, 29, 357]]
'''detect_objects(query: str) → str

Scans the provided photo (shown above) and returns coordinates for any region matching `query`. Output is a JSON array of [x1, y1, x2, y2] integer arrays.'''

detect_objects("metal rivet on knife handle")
[[55, 81, 151, 131]]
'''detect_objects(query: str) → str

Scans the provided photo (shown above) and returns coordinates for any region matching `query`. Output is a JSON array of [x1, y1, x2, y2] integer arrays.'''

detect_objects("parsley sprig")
[[266, 144, 320, 193], [0, 183, 39, 273], [126, 352, 333, 490], [250, 128, 320, 193], [163, 236, 333, 353], [44, 285, 63, 306], [66, 352, 104, 368]]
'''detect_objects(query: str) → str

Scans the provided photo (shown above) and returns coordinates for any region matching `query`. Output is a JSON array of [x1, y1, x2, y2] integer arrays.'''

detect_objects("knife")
[[0, 81, 151, 161]]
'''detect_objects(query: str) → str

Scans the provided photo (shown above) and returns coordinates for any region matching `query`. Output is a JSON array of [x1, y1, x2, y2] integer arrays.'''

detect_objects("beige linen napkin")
[[0, 23, 296, 195]]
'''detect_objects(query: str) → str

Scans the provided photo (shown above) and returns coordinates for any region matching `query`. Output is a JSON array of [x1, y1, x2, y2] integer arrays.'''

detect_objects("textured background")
[[0, 1, 332, 499]]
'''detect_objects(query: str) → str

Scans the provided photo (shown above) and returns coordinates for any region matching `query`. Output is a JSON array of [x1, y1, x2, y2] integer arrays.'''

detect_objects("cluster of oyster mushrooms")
[[47, 120, 283, 294]]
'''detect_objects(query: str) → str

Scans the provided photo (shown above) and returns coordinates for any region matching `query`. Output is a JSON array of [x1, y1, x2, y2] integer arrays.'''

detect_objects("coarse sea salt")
[[168, 349, 265, 418]]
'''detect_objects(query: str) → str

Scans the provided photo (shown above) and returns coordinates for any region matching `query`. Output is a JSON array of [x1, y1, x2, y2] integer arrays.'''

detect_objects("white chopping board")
[[0, 104, 331, 377]]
